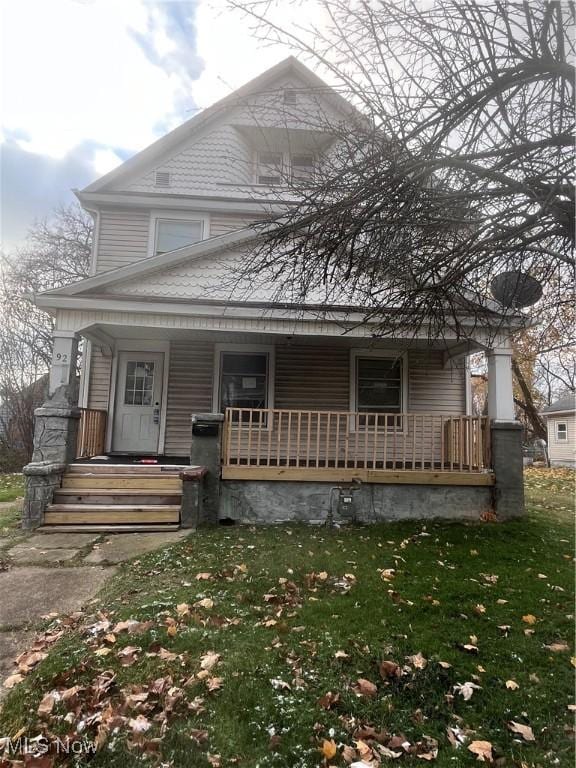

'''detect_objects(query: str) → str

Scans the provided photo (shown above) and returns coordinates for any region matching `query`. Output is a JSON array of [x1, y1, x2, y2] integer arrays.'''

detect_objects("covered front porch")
[[23, 312, 522, 529]]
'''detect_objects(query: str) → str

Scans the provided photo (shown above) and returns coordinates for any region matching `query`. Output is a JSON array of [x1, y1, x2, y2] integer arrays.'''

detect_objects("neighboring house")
[[541, 393, 576, 468], [25, 57, 525, 530]]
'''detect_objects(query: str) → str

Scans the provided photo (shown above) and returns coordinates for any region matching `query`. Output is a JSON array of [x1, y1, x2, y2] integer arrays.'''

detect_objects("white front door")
[[112, 352, 164, 454]]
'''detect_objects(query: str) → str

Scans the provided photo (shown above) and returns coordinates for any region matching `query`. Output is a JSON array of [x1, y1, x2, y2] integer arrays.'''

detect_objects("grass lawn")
[[0, 474, 24, 504], [0, 468, 573, 767]]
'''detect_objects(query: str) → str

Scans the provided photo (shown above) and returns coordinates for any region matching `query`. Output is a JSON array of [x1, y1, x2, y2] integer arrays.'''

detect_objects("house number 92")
[[55, 352, 68, 363]]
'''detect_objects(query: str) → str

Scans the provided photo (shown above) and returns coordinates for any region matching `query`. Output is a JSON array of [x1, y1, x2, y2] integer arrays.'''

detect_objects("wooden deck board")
[[221, 466, 495, 486]]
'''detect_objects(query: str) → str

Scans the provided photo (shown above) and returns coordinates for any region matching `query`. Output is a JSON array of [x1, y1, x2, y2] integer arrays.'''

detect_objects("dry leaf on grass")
[[507, 721, 535, 741], [3, 673, 23, 689], [505, 679, 520, 690], [379, 660, 402, 679], [321, 739, 337, 759], [200, 651, 221, 671], [468, 740, 494, 761], [522, 614, 537, 625], [37, 692, 57, 716], [353, 678, 378, 697], [544, 641, 569, 652], [406, 652, 427, 669], [453, 681, 482, 700]]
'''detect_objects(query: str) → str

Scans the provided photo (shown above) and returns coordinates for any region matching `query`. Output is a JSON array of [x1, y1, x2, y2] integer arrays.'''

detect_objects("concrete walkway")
[[0, 528, 189, 698]]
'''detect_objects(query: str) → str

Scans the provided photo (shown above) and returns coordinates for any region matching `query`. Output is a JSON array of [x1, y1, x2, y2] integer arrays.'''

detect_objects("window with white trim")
[[255, 151, 315, 185], [556, 421, 568, 441], [218, 350, 273, 421], [351, 351, 406, 429], [153, 218, 204, 256], [256, 152, 283, 185]]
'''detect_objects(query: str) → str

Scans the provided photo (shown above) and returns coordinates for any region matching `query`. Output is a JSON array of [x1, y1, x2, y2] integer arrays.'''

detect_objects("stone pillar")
[[22, 331, 81, 529], [491, 422, 525, 518], [180, 467, 207, 528], [486, 341, 524, 518], [190, 413, 224, 525]]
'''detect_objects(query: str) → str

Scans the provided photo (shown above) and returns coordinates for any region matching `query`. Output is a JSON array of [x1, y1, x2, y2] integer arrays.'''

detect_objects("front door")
[[112, 352, 164, 454]]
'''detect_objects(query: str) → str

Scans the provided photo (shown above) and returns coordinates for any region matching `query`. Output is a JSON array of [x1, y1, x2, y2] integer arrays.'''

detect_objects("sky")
[[0, 0, 312, 251]]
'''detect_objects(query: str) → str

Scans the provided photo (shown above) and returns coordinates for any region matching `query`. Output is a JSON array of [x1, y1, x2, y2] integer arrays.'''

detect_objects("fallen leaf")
[[453, 681, 482, 700], [37, 692, 57, 716], [335, 650, 350, 660], [318, 691, 340, 710], [522, 614, 537, 625], [200, 651, 221, 671], [129, 714, 151, 733], [474, 604, 486, 615], [3, 673, 23, 689], [353, 678, 377, 697], [544, 641, 569, 652], [195, 598, 214, 610], [321, 739, 337, 759], [379, 660, 402, 679], [507, 721, 535, 742], [468, 740, 494, 761], [505, 679, 520, 690], [270, 678, 291, 690], [407, 652, 427, 669], [438, 661, 452, 669], [190, 729, 209, 744], [196, 572, 212, 580]]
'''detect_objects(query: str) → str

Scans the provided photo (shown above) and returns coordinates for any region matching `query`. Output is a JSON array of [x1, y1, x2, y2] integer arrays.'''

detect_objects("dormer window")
[[256, 152, 283, 185], [254, 151, 315, 185]]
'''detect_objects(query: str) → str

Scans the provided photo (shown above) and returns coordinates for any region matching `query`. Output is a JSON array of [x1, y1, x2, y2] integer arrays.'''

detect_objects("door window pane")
[[220, 353, 268, 414], [124, 361, 155, 406], [155, 219, 203, 255]]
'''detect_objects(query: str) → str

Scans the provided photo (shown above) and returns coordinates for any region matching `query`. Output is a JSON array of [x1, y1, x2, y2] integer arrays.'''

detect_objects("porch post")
[[486, 341, 524, 519], [22, 331, 81, 529]]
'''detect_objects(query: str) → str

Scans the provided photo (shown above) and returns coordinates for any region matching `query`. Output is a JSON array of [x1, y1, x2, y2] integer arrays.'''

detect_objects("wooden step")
[[47, 504, 181, 514], [44, 508, 180, 525], [62, 476, 182, 490], [38, 524, 182, 533], [53, 490, 182, 505], [68, 464, 188, 475]]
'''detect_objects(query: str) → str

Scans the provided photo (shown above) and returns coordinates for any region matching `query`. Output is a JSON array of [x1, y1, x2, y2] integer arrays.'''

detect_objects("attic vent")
[[283, 89, 297, 104], [154, 170, 171, 187]]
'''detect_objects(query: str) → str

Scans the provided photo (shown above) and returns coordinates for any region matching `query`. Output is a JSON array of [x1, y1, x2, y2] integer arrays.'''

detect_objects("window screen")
[[356, 357, 403, 413], [155, 219, 203, 255], [220, 353, 268, 413]]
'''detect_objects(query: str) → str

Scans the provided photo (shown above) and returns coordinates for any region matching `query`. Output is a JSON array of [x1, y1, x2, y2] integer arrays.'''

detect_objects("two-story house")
[[24, 57, 525, 530]]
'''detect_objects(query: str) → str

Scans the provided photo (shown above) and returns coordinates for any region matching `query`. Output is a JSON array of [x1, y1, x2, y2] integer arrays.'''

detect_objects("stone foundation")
[[220, 481, 493, 524]]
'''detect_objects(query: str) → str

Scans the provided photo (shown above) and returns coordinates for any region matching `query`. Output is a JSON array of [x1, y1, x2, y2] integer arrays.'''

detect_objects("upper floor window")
[[556, 422, 568, 441], [149, 212, 207, 257], [255, 151, 315, 185], [256, 152, 284, 185], [291, 154, 315, 182]]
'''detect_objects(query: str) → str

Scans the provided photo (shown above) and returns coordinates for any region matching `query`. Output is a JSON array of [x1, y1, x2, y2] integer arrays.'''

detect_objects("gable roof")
[[83, 57, 360, 196], [541, 392, 576, 415]]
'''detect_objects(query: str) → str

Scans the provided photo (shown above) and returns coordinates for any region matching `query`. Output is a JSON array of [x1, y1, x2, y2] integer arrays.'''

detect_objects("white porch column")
[[486, 343, 515, 423], [49, 330, 79, 398]]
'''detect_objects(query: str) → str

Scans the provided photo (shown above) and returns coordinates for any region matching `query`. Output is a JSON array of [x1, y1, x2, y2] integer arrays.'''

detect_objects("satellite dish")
[[490, 270, 543, 309]]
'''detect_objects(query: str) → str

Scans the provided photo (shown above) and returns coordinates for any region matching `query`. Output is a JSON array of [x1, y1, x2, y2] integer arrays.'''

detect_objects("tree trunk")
[[512, 358, 546, 440]]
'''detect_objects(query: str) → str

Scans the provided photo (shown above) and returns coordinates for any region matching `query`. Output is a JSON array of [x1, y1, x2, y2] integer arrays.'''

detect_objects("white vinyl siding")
[[96, 208, 149, 273], [547, 414, 576, 466], [163, 340, 214, 456], [87, 347, 113, 410]]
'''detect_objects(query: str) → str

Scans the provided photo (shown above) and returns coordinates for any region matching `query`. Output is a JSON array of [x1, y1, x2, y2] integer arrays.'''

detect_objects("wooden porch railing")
[[76, 408, 107, 459], [222, 408, 490, 472]]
